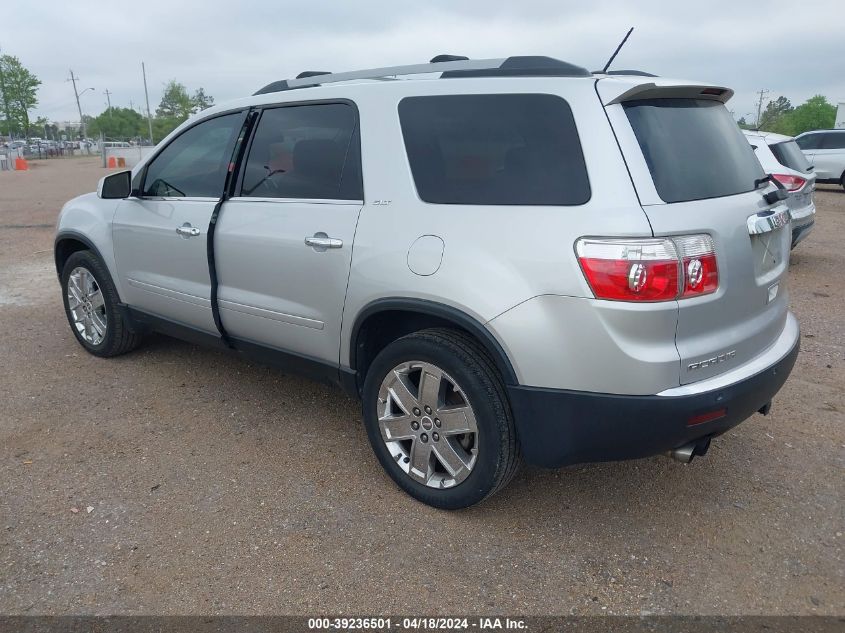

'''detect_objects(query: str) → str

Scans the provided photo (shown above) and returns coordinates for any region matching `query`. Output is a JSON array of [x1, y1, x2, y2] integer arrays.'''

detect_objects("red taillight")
[[579, 257, 680, 301], [675, 235, 719, 297], [576, 235, 718, 302], [771, 173, 806, 192]]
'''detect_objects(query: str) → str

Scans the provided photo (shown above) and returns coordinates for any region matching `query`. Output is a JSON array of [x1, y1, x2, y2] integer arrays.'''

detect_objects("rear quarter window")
[[795, 134, 823, 150], [624, 98, 764, 203], [769, 140, 812, 173], [398, 94, 590, 205], [822, 133, 845, 150]]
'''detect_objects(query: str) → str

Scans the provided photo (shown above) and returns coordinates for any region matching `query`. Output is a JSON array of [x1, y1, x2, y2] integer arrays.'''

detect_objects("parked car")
[[54, 56, 800, 508], [744, 130, 815, 247], [794, 129, 845, 190]]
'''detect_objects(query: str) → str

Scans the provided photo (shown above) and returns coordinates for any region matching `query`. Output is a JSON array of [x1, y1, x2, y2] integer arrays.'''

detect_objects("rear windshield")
[[398, 94, 590, 205], [624, 99, 764, 203], [770, 140, 812, 173]]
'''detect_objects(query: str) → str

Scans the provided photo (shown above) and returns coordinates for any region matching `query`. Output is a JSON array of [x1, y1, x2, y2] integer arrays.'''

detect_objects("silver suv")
[[55, 56, 800, 508]]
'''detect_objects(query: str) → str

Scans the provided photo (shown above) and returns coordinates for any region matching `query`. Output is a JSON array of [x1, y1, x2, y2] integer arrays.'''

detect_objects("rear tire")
[[61, 250, 142, 357], [362, 328, 520, 509]]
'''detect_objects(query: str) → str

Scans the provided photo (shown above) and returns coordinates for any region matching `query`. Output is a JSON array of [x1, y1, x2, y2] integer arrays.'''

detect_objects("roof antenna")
[[601, 27, 634, 73]]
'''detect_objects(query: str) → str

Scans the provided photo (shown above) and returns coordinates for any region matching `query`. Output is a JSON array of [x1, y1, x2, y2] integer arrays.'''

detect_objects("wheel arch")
[[54, 231, 108, 278], [349, 298, 519, 392]]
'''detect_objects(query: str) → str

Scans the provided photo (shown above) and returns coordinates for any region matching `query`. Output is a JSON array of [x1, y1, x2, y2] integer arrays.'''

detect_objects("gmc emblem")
[[688, 350, 737, 372]]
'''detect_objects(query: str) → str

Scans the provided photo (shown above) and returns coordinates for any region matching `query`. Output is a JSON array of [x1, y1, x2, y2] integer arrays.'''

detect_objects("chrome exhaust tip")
[[667, 437, 711, 464], [669, 443, 696, 464]]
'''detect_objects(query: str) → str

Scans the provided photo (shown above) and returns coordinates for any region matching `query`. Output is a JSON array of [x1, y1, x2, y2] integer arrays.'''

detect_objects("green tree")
[[151, 81, 215, 139], [758, 96, 792, 131], [191, 87, 214, 113], [87, 107, 145, 140], [156, 80, 193, 120], [152, 116, 183, 140], [30, 115, 49, 138], [0, 57, 12, 136], [0, 54, 41, 137], [774, 96, 836, 136]]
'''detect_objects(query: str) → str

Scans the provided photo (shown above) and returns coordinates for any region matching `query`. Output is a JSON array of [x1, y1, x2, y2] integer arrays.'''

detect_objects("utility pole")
[[67, 69, 87, 139], [103, 89, 112, 117], [142, 62, 154, 144], [754, 88, 770, 129]]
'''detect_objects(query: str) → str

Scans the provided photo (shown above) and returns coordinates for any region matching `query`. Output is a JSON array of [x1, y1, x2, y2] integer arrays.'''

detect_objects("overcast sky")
[[4, 0, 843, 127]]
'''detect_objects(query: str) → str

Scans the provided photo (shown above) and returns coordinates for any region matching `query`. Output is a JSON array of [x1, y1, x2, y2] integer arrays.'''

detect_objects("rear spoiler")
[[602, 82, 734, 106]]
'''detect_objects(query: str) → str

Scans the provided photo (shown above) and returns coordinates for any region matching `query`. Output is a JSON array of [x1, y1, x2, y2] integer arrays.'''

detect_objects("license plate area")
[[750, 227, 788, 281], [792, 191, 811, 208]]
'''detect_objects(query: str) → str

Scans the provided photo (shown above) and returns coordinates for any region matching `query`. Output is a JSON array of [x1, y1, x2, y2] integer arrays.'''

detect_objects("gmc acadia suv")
[[55, 56, 800, 508]]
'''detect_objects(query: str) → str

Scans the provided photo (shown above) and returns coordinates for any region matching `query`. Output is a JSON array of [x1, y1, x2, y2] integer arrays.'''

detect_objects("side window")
[[822, 133, 845, 150], [795, 133, 822, 151], [240, 103, 362, 200], [398, 94, 590, 206], [142, 113, 244, 198]]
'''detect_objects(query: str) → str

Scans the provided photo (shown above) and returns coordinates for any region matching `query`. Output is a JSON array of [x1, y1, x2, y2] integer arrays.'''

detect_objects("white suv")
[[55, 56, 800, 508], [744, 130, 816, 247], [794, 129, 845, 190]]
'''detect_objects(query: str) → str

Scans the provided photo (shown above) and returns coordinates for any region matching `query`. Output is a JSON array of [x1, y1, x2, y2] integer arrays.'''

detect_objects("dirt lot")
[[0, 157, 842, 616]]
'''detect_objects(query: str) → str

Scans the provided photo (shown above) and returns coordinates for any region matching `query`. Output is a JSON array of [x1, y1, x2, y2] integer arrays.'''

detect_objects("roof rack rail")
[[253, 56, 591, 95], [296, 71, 332, 79], [595, 69, 658, 77], [440, 56, 591, 79], [430, 54, 469, 63]]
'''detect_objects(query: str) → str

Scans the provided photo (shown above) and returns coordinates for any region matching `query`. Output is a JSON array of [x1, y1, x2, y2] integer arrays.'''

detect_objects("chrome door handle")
[[176, 223, 201, 238], [305, 233, 343, 250]]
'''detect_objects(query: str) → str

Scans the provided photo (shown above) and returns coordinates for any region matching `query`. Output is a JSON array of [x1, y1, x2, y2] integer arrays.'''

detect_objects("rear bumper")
[[789, 201, 815, 247], [508, 314, 800, 468]]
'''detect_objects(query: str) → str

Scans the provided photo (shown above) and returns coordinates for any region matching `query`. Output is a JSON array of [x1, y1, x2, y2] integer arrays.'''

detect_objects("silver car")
[[54, 56, 800, 508], [744, 130, 816, 247]]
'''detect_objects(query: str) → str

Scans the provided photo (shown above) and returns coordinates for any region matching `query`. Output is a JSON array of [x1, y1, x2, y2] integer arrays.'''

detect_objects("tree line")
[[738, 95, 838, 135], [0, 50, 214, 144], [1, 49, 840, 144], [86, 80, 215, 142]]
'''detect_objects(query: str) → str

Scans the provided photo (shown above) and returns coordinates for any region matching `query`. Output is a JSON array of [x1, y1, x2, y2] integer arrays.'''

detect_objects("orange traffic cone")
[[14, 157, 28, 171], [107, 156, 117, 168], [117, 157, 126, 168]]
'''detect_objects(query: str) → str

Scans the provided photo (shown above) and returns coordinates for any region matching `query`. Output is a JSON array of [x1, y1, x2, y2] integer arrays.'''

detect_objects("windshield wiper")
[[754, 173, 780, 189], [754, 173, 787, 205]]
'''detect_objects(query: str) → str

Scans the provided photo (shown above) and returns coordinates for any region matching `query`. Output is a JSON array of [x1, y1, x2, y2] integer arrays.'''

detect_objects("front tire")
[[61, 250, 142, 357], [362, 328, 520, 509]]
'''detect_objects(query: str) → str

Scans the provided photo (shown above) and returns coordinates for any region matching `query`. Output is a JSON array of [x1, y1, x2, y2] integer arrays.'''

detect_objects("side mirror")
[[97, 170, 132, 199]]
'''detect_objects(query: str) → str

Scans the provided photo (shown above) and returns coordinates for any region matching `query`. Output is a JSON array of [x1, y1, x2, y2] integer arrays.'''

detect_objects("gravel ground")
[[0, 157, 842, 616]]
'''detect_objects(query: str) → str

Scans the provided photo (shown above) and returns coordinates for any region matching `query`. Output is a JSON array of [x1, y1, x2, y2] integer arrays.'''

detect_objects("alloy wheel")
[[66, 266, 107, 346], [377, 361, 479, 489]]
